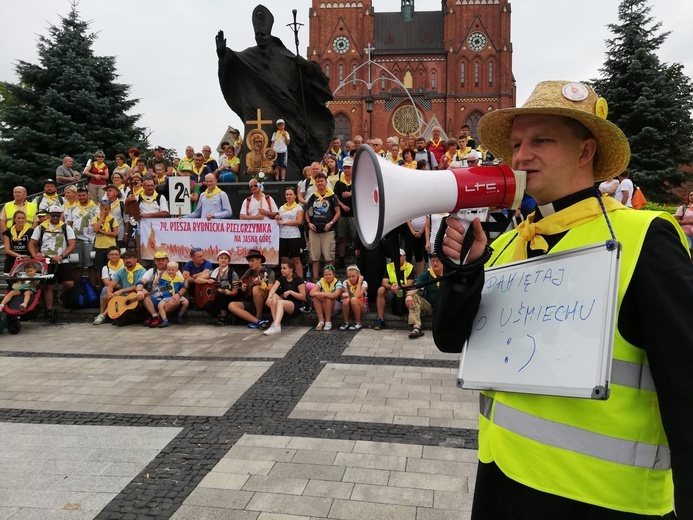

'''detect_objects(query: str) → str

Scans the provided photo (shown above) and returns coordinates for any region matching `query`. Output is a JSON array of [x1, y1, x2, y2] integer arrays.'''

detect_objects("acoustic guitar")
[[107, 294, 139, 319], [194, 283, 217, 309]]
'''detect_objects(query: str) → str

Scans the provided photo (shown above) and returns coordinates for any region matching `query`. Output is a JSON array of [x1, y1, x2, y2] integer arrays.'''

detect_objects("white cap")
[[466, 150, 480, 161], [48, 205, 62, 213], [276, 119, 285, 124], [342, 157, 354, 167], [217, 250, 231, 259]]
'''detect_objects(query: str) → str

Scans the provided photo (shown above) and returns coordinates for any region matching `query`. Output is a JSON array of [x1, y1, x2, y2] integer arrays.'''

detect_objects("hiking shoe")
[[176, 314, 185, 325], [150, 317, 162, 328], [315, 321, 324, 331], [215, 316, 226, 326], [374, 318, 385, 330], [339, 322, 350, 331], [263, 324, 281, 336], [248, 321, 261, 329], [158, 319, 170, 328], [258, 320, 270, 330], [349, 323, 363, 331], [92, 314, 106, 325], [324, 322, 333, 331], [144, 316, 154, 326]]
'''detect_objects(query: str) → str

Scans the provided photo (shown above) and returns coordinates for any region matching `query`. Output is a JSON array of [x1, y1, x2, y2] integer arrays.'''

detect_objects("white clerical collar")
[[536, 202, 556, 217]]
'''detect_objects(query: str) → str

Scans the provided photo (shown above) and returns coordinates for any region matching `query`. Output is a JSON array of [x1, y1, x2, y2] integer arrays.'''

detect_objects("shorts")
[[73, 241, 94, 268], [279, 237, 302, 259], [274, 152, 287, 167], [46, 262, 73, 284], [151, 295, 188, 308], [308, 230, 335, 262], [336, 216, 356, 240], [686, 234, 693, 250]]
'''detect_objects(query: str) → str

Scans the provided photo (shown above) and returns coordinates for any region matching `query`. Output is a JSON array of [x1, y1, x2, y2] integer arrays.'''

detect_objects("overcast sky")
[[1, 0, 691, 157]]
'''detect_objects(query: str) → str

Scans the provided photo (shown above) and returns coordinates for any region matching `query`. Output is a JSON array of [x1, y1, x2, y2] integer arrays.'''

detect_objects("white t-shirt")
[[271, 131, 290, 153], [240, 194, 279, 219], [68, 203, 98, 242], [139, 194, 169, 215], [30, 223, 76, 261], [615, 178, 634, 208]]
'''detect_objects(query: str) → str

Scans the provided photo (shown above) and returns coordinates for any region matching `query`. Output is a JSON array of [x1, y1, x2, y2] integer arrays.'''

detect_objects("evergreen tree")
[[0, 2, 148, 199], [592, 0, 693, 201]]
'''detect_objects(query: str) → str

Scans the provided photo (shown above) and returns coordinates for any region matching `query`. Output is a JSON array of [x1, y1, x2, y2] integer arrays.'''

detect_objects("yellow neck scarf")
[[93, 161, 105, 170], [133, 186, 144, 196], [430, 137, 442, 147], [11, 224, 31, 241], [41, 220, 64, 232], [428, 267, 440, 287], [339, 173, 352, 186], [511, 197, 627, 262], [204, 186, 222, 199], [156, 175, 166, 184], [315, 188, 335, 199], [140, 192, 158, 204], [107, 258, 124, 272], [404, 160, 417, 169], [77, 201, 96, 216], [125, 263, 143, 285], [281, 201, 300, 212], [43, 193, 59, 202]]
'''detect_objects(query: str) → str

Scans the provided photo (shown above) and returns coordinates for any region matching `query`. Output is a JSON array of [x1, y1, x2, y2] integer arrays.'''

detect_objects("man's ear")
[[578, 138, 598, 167]]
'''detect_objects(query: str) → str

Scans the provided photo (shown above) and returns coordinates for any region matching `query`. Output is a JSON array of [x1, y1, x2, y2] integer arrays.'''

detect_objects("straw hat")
[[478, 80, 630, 181]]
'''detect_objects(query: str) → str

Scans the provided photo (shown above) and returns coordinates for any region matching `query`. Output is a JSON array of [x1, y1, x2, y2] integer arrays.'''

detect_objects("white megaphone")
[[352, 145, 526, 249]]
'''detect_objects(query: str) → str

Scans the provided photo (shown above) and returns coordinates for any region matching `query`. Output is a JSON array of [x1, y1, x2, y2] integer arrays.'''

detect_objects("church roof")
[[373, 11, 444, 55]]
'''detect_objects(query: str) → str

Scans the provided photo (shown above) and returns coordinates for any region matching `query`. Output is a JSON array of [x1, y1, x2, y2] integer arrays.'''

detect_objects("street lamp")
[[365, 95, 374, 114]]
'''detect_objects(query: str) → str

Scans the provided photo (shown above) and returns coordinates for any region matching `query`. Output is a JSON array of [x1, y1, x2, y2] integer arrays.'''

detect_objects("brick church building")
[[308, 0, 515, 143]]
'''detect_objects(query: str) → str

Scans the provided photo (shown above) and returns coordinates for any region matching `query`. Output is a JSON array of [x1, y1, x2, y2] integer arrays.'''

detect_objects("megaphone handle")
[[435, 213, 493, 275]]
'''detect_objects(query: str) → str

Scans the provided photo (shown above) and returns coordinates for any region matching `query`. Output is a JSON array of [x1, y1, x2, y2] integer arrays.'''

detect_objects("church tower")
[[308, 0, 514, 145]]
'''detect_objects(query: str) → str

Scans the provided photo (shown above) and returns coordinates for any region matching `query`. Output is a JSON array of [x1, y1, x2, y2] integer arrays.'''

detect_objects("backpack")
[[63, 279, 99, 309], [35, 194, 65, 211], [245, 194, 272, 214], [631, 186, 647, 210], [38, 222, 69, 243]]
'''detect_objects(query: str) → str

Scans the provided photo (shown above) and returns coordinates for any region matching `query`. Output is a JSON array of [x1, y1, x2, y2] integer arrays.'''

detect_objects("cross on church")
[[364, 43, 375, 61], [246, 108, 272, 130]]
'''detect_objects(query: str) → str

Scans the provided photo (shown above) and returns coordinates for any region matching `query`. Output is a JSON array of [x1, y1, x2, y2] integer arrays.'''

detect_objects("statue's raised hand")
[[215, 30, 227, 56]]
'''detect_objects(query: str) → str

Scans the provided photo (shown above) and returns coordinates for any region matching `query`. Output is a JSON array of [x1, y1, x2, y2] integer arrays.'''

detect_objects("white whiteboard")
[[457, 242, 620, 399]]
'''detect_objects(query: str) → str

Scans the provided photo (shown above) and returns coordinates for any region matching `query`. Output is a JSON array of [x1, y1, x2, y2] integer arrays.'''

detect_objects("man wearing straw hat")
[[434, 81, 692, 518]]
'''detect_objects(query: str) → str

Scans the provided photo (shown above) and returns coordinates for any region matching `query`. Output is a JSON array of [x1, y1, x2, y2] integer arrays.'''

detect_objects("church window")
[[326, 64, 330, 78], [488, 61, 493, 86], [431, 71, 436, 90], [334, 113, 351, 142], [460, 62, 465, 87], [474, 62, 479, 87], [381, 73, 386, 91], [403, 70, 413, 89], [352, 65, 357, 87], [339, 64, 344, 82], [467, 111, 483, 139]]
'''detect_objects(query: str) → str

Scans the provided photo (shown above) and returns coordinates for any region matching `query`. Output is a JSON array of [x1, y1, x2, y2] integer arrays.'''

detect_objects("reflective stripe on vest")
[[480, 394, 670, 471]]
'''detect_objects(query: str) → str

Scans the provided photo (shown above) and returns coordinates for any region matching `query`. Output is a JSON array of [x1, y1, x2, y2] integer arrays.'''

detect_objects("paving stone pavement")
[[0, 323, 478, 519]]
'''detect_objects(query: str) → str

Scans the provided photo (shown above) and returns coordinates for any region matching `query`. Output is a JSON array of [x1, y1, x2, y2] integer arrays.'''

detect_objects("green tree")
[[592, 0, 693, 201], [0, 2, 148, 199]]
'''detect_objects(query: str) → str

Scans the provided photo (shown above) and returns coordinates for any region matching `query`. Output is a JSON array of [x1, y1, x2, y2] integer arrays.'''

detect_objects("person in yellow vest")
[[375, 248, 414, 331], [435, 81, 692, 518], [0, 186, 37, 233]]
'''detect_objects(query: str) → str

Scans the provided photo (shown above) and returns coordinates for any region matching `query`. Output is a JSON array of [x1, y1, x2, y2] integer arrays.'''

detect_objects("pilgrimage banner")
[[138, 218, 280, 264]]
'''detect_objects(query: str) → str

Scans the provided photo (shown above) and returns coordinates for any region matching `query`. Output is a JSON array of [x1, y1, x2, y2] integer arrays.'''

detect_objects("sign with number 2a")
[[168, 177, 191, 216]]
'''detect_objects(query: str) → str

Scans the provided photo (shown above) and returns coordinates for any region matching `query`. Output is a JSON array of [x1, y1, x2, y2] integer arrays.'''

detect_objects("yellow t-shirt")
[[92, 214, 118, 249]]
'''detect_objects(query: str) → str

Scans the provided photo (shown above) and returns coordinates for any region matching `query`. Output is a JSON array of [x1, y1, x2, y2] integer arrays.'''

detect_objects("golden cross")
[[245, 108, 273, 130]]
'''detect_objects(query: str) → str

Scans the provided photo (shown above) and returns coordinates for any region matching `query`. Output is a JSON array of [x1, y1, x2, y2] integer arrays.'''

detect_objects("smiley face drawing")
[[503, 335, 537, 372]]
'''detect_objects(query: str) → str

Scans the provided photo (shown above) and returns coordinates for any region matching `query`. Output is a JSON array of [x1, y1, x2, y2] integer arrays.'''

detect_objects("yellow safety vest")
[[479, 208, 685, 515], [4, 201, 37, 229], [386, 261, 413, 287]]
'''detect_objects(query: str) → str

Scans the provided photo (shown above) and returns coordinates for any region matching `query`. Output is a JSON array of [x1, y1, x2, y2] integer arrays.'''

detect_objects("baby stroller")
[[0, 258, 53, 335]]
